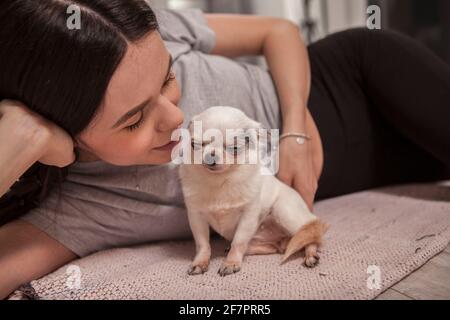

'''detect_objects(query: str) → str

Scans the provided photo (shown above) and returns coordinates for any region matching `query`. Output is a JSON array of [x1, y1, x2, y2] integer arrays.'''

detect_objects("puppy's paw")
[[218, 261, 241, 277], [187, 261, 209, 275], [304, 253, 320, 268]]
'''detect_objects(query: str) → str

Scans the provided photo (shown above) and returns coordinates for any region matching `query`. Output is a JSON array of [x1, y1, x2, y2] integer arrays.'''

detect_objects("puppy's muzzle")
[[203, 150, 226, 172], [203, 151, 217, 167]]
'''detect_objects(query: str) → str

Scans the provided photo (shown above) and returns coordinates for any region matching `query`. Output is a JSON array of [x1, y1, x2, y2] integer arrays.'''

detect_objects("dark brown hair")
[[0, 0, 159, 226]]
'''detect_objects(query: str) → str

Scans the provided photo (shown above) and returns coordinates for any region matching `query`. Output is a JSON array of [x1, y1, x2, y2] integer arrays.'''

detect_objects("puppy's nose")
[[204, 151, 216, 166]]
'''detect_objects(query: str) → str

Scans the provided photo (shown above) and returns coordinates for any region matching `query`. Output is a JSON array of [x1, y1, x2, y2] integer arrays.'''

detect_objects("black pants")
[[308, 28, 450, 201]]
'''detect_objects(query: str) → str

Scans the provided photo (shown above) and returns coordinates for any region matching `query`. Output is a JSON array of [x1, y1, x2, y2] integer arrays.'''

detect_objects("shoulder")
[[153, 8, 216, 54]]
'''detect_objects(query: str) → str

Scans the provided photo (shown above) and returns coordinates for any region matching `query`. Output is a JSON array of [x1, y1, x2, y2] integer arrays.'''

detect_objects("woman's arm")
[[0, 99, 77, 197], [205, 14, 319, 210], [263, 21, 311, 133], [205, 14, 310, 132], [0, 101, 49, 197]]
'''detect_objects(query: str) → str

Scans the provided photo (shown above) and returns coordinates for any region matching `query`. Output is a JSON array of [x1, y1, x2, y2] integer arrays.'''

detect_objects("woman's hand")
[[276, 137, 319, 212], [0, 99, 76, 168]]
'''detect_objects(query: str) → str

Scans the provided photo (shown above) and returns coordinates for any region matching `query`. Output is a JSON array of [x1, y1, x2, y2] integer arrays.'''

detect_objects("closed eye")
[[126, 110, 144, 132]]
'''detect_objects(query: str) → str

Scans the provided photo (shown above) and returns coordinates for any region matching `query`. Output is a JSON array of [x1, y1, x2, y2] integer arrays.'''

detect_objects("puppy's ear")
[[243, 119, 263, 148], [243, 122, 274, 157], [255, 122, 273, 153]]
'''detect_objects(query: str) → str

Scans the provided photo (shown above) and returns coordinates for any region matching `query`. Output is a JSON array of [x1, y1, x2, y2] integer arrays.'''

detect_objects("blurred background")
[[149, 0, 450, 65]]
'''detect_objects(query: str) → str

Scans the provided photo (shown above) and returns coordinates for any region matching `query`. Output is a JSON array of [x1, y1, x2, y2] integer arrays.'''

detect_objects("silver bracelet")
[[279, 132, 312, 145]]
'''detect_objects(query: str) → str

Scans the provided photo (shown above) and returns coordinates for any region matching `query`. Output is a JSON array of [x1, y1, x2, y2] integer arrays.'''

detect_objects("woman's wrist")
[[279, 107, 313, 152], [282, 119, 308, 135], [281, 106, 308, 133], [279, 135, 312, 154]]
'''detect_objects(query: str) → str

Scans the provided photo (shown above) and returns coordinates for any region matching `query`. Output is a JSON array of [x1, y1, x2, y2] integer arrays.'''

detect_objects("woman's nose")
[[156, 101, 184, 132]]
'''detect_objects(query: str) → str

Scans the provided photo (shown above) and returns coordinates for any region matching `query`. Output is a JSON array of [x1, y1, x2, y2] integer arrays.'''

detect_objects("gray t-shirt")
[[20, 8, 282, 257]]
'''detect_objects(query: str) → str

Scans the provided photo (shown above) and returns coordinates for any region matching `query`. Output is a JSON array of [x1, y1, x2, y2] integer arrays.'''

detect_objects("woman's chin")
[[147, 150, 174, 164]]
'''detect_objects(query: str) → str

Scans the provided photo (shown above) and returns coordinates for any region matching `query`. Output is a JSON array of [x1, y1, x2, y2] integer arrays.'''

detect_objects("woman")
[[0, 0, 449, 299]]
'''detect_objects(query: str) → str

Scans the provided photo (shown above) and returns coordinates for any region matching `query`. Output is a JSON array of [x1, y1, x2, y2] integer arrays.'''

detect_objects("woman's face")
[[75, 31, 184, 166]]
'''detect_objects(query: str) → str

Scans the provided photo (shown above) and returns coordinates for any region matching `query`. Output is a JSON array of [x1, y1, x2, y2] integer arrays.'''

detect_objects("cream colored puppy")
[[178, 106, 328, 277]]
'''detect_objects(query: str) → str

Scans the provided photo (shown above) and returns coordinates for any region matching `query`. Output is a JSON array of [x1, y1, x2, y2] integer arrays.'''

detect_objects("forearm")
[[0, 139, 46, 198], [262, 21, 311, 133]]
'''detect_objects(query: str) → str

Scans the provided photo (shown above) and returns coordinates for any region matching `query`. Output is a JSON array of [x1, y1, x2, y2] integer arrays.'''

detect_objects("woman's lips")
[[154, 139, 180, 151]]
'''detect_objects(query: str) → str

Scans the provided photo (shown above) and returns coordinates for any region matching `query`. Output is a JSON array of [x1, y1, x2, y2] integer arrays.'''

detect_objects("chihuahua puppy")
[[178, 106, 328, 276]]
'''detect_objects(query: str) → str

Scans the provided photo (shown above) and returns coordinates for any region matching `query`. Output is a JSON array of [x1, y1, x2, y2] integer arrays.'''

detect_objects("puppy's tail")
[[280, 218, 329, 264]]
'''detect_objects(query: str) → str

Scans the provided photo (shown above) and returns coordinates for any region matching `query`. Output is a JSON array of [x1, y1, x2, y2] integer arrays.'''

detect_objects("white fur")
[[178, 106, 320, 276]]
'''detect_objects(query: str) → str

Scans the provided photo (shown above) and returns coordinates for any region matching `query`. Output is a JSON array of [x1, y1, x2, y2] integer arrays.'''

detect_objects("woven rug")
[[8, 181, 450, 300]]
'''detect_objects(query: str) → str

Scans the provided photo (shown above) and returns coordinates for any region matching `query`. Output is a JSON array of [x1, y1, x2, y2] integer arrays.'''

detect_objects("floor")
[[376, 243, 450, 300]]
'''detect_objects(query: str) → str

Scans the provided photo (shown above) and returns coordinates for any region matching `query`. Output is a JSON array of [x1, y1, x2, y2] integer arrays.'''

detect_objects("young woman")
[[0, 0, 449, 299]]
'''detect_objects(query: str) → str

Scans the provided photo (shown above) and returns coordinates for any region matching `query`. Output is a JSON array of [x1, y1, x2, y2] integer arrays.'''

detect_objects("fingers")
[[38, 151, 75, 168], [293, 176, 316, 212], [38, 142, 77, 168], [0, 99, 26, 111], [66, 150, 77, 167], [276, 170, 293, 187], [276, 158, 294, 185], [277, 141, 318, 212]]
